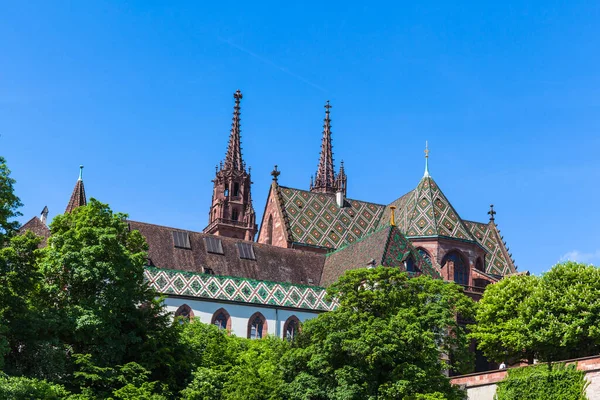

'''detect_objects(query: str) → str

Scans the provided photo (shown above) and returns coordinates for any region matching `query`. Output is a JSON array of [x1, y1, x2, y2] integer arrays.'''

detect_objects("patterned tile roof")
[[278, 186, 386, 249], [378, 177, 476, 241], [145, 267, 337, 311], [321, 225, 440, 286], [463, 220, 517, 276]]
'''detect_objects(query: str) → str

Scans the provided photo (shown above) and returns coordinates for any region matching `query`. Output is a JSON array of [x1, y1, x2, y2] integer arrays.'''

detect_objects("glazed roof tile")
[[463, 220, 517, 276], [278, 186, 386, 249], [321, 225, 440, 286]]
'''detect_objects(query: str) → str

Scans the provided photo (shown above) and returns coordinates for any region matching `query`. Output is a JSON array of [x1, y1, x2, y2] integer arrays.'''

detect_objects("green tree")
[[526, 262, 600, 362], [281, 267, 474, 400], [468, 273, 539, 364], [180, 322, 289, 400], [37, 199, 178, 388], [472, 262, 600, 364], [0, 156, 23, 243], [0, 374, 71, 400], [0, 231, 68, 378]]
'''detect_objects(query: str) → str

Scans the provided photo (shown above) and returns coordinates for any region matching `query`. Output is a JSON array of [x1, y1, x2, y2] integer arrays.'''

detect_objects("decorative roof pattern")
[[145, 267, 337, 311], [321, 225, 440, 286], [278, 186, 386, 249], [464, 220, 517, 276], [382, 227, 442, 279], [392, 177, 475, 241]]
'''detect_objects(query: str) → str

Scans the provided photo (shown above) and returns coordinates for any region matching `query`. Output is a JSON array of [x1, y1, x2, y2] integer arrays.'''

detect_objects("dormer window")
[[172, 231, 191, 249], [204, 237, 224, 255], [236, 242, 256, 260]]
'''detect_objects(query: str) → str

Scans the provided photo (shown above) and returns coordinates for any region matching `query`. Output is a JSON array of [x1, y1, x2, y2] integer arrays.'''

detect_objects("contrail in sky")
[[217, 36, 327, 93]]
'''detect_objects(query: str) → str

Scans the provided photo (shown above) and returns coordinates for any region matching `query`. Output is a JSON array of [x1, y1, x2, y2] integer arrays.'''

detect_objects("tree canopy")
[[471, 261, 600, 363], [280, 267, 475, 400], [0, 156, 22, 243]]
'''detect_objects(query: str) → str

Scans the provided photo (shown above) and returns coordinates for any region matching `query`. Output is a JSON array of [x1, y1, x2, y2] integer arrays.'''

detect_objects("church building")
[[21, 90, 518, 343]]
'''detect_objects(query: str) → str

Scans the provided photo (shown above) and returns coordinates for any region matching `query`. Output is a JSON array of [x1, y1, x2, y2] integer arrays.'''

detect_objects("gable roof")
[[320, 225, 440, 286], [276, 186, 386, 249], [464, 220, 517, 276], [19, 216, 51, 246], [379, 177, 476, 242], [129, 220, 325, 286]]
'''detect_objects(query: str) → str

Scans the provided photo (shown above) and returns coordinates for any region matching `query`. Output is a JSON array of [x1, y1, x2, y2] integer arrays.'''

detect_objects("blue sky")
[[1, 1, 599, 275]]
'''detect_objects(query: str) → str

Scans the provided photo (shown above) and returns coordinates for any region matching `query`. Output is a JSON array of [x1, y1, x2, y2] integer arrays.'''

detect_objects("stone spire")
[[204, 90, 257, 241], [312, 101, 337, 194], [65, 165, 87, 213], [223, 90, 244, 172], [335, 160, 347, 196]]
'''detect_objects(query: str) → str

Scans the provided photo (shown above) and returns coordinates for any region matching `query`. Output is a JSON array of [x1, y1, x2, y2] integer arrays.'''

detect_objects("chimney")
[[336, 189, 344, 208], [40, 206, 49, 225]]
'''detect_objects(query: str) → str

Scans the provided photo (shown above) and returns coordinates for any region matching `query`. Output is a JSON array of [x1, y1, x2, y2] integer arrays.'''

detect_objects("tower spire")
[[66, 165, 87, 213], [223, 90, 244, 171], [312, 100, 336, 194], [204, 90, 257, 241], [424, 141, 430, 177]]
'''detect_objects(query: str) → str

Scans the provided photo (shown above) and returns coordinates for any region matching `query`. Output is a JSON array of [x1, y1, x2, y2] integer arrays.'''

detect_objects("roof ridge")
[[278, 185, 387, 207]]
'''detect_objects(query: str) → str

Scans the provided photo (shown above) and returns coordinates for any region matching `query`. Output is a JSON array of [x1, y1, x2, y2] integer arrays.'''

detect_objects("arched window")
[[475, 257, 485, 272], [417, 248, 432, 266], [224, 184, 229, 197], [211, 308, 231, 331], [283, 316, 300, 340], [232, 209, 238, 221], [233, 182, 240, 197], [174, 304, 194, 323], [247, 312, 267, 339], [266, 215, 273, 245], [405, 255, 416, 272], [443, 251, 469, 285]]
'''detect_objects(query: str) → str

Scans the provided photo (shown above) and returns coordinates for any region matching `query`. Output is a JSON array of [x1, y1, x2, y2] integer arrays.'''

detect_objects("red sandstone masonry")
[[451, 355, 600, 388]]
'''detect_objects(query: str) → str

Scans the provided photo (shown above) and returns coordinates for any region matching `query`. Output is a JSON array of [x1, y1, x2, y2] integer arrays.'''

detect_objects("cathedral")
[[21, 90, 517, 343]]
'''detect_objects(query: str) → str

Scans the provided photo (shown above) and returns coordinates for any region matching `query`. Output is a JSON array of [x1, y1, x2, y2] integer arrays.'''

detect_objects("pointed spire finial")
[[488, 204, 496, 222], [390, 206, 397, 226], [79, 165, 84, 181], [271, 165, 280, 182], [223, 90, 244, 171], [424, 141, 430, 177], [312, 100, 336, 193]]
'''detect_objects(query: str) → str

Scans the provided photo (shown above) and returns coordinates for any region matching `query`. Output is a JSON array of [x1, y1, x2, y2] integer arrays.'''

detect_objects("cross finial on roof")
[[488, 204, 496, 222], [325, 100, 332, 113], [424, 141, 430, 177], [390, 206, 397, 226], [78, 165, 84, 181], [271, 165, 280, 182]]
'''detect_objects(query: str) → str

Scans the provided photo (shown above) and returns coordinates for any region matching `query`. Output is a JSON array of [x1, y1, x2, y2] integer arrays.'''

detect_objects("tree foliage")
[[0, 156, 23, 243], [281, 267, 475, 400], [471, 262, 600, 363]]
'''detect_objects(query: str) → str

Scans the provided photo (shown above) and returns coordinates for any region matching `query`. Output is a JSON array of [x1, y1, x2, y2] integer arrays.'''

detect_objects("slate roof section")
[[19, 216, 51, 246], [321, 225, 440, 286], [464, 220, 517, 276], [129, 220, 326, 286], [277, 186, 386, 249]]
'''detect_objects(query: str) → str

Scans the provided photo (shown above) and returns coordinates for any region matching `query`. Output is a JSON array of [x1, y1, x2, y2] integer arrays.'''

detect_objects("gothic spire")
[[223, 89, 244, 171], [66, 165, 87, 213], [312, 100, 336, 194]]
